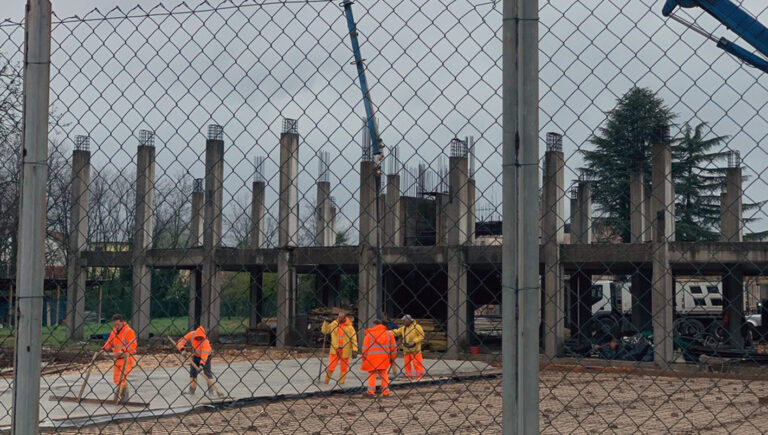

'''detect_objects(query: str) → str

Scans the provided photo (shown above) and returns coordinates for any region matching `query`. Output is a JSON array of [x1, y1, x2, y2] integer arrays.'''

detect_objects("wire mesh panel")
[[3, 0, 768, 433]]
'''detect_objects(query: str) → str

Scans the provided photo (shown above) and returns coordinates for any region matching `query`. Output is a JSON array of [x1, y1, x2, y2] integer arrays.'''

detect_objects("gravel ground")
[[50, 367, 768, 434]]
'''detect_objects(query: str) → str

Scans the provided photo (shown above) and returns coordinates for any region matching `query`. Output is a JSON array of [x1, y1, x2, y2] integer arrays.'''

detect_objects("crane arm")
[[662, 0, 768, 73]]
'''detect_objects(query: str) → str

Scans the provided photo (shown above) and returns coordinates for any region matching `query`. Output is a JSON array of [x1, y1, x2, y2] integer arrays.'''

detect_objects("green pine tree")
[[671, 122, 729, 241], [582, 87, 675, 241]]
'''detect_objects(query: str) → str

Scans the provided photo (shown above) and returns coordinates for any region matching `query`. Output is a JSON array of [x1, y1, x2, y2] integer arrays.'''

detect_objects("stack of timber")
[[307, 306, 357, 345], [474, 315, 502, 337], [416, 318, 447, 352]]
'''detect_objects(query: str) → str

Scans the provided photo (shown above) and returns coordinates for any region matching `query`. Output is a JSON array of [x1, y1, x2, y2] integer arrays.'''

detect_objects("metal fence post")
[[12, 0, 52, 433], [519, 0, 540, 433], [501, 0, 519, 432]]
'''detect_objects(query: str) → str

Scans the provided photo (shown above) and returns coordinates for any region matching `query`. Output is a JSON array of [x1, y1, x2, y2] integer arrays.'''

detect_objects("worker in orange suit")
[[101, 313, 137, 403], [177, 325, 223, 397], [321, 311, 358, 385], [361, 319, 397, 397], [393, 315, 425, 380]]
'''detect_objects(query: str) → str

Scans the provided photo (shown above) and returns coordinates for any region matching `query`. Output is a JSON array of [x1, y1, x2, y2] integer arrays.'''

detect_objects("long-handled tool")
[[317, 328, 328, 384], [167, 336, 225, 398], [49, 350, 148, 407], [76, 351, 101, 400], [115, 353, 129, 403]]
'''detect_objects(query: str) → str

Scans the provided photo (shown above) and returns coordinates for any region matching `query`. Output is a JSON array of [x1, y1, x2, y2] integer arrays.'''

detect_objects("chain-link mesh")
[[3, 0, 768, 433]]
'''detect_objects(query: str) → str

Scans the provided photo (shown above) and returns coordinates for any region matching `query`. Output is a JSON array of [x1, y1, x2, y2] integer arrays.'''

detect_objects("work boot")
[[118, 386, 129, 403], [324, 373, 332, 384], [183, 378, 197, 395], [206, 379, 225, 398], [338, 372, 347, 385]]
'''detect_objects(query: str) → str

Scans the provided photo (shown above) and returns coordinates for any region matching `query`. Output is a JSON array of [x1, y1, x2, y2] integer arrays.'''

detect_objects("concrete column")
[[190, 182, 204, 247], [435, 193, 448, 246], [651, 129, 674, 243], [542, 143, 565, 358], [569, 190, 579, 244], [249, 266, 263, 327], [652, 210, 674, 365], [358, 159, 379, 331], [131, 140, 155, 339], [446, 156, 469, 355], [630, 269, 652, 332], [315, 181, 334, 246], [279, 128, 300, 248], [66, 147, 90, 340], [446, 249, 468, 355], [723, 268, 745, 348], [568, 271, 591, 340], [644, 186, 653, 242], [721, 166, 743, 242], [467, 177, 476, 244], [248, 180, 266, 329], [188, 182, 203, 331], [202, 127, 224, 342], [384, 174, 401, 247], [251, 181, 266, 248], [629, 169, 645, 243], [572, 182, 591, 244], [277, 123, 300, 347]]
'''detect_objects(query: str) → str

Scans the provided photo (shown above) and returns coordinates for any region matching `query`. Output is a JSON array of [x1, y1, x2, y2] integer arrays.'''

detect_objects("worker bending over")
[[177, 325, 219, 396], [393, 315, 425, 380], [102, 314, 137, 403], [361, 319, 397, 397], [321, 311, 358, 385]]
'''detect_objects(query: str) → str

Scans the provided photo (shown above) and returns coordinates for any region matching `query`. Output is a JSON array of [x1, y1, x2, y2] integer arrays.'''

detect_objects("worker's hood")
[[365, 323, 388, 337], [193, 325, 207, 340]]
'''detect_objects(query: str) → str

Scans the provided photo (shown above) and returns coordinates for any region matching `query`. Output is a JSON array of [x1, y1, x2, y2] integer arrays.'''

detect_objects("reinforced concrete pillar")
[[630, 169, 645, 243], [188, 180, 203, 331], [358, 159, 379, 331], [542, 135, 565, 358], [315, 181, 334, 246], [277, 120, 299, 347], [467, 177, 476, 244], [721, 163, 743, 242], [435, 193, 448, 246], [251, 180, 266, 248], [446, 155, 469, 355], [572, 182, 591, 244], [384, 174, 401, 247], [651, 128, 674, 243], [66, 142, 90, 340], [131, 133, 156, 340], [249, 267, 263, 327], [652, 211, 674, 364], [202, 125, 224, 342]]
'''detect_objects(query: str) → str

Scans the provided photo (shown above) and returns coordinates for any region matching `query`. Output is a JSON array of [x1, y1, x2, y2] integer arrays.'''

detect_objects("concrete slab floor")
[[0, 357, 495, 429]]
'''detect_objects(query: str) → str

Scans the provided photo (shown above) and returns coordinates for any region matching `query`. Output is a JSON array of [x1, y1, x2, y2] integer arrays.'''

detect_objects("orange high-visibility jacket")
[[177, 326, 212, 364], [361, 324, 397, 371], [102, 324, 137, 357]]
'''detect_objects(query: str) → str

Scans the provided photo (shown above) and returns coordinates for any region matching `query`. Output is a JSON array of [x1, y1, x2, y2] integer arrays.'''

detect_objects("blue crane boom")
[[341, 0, 384, 319], [662, 0, 768, 73]]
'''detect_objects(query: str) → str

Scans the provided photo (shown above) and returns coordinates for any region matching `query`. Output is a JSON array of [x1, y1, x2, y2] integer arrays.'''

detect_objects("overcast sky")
[[2, 0, 768, 240]]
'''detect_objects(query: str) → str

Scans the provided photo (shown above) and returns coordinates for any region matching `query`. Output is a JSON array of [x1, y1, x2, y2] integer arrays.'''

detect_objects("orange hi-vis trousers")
[[366, 369, 390, 396], [327, 353, 350, 382], [404, 353, 424, 379], [113, 356, 135, 387]]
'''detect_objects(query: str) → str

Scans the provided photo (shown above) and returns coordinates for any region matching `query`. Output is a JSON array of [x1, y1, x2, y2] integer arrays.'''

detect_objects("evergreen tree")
[[671, 122, 728, 241], [582, 87, 675, 241]]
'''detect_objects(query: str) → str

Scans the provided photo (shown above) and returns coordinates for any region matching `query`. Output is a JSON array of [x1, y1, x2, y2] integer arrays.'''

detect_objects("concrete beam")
[[202, 132, 224, 341], [721, 166, 743, 242], [131, 143, 155, 339], [652, 210, 674, 365], [66, 149, 90, 340], [315, 181, 334, 247], [384, 174, 402, 247], [542, 148, 565, 357]]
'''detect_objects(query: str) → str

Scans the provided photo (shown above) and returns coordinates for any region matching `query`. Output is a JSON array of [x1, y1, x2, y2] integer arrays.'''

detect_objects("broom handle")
[[77, 351, 101, 400]]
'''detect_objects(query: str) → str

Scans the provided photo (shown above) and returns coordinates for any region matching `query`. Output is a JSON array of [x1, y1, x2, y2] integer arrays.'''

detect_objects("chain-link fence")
[[4, 0, 768, 433]]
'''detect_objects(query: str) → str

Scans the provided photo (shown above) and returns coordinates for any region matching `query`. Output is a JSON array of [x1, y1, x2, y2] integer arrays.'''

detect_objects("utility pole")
[[503, 0, 539, 434], [13, 0, 52, 433]]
